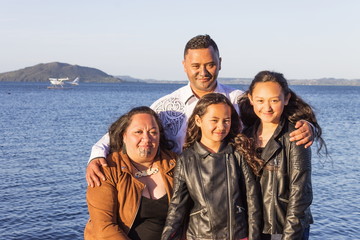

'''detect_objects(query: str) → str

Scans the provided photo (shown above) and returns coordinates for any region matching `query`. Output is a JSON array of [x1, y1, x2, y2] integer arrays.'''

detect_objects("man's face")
[[182, 46, 221, 97]]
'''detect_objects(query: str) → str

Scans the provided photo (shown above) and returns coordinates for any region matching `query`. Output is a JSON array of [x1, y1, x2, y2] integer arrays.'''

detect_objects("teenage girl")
[[161, 93, 262, 240], [239, 71, 327, 240]]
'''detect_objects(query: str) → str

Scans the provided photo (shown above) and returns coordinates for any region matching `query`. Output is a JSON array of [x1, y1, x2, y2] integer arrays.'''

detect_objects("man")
[[86, 34, 313, 187]]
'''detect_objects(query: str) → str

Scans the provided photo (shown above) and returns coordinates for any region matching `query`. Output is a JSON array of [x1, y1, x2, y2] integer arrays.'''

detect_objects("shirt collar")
[[182, 81, 224, 104]]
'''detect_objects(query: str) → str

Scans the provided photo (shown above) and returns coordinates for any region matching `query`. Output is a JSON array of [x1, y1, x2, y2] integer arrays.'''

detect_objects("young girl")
[[161, 93, 262, 240], [239, 71, 327, 240]]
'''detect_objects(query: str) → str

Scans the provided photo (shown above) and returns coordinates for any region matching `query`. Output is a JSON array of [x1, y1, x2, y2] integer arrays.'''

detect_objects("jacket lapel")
[[260, 117, 286, 167]]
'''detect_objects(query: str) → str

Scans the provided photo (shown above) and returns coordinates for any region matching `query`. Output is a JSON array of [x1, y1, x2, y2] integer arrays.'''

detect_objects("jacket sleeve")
[[282, 141, 312, 240], [85, 165, 130, 240], [161, 155, 191, 240], [239, 153, 262, 240]]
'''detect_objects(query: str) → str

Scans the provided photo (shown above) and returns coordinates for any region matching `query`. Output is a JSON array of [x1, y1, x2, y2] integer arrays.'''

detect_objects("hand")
[[86, 157, 108, 187], [239, 237, 248, 240], [289, 119, 314, 148]]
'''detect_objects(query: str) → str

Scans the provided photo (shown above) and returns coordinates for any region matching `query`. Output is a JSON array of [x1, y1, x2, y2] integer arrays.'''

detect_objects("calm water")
[[0, 82, 359, 239]]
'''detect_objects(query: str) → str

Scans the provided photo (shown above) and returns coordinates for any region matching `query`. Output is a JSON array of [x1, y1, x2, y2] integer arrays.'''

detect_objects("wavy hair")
[[108, 106, 173, 153], [183, 93, 260, 174], [239, 70, 328, 156]]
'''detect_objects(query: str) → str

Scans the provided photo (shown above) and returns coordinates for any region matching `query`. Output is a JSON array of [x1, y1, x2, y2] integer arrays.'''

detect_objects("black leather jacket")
[[161, 141, 262, 240], [244, 117, 313, 239]]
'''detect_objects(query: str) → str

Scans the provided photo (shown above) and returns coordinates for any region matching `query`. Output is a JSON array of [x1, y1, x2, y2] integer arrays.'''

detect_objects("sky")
[[1, 0, 359, 81]]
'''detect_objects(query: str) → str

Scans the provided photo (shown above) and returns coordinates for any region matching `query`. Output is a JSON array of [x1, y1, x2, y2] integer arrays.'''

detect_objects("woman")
[[238, 71, 327, 240], [84, 106, 177, 240]]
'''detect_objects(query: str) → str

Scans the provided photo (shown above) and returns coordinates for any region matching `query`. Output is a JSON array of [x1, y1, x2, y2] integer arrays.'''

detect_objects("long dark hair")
[[239, 70, 327, 155], [183, 93, 260, 173], [108, 106, 173, 153], [183, 93, 240, 149]]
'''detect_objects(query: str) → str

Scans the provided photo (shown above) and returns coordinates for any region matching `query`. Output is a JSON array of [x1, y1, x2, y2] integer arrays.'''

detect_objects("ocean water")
[[0, 82, 359, 239]]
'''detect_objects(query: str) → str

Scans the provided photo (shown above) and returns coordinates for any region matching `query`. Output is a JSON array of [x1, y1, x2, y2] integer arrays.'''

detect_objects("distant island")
[[0, 62, 122, 83], [0, 62, 359, 86]]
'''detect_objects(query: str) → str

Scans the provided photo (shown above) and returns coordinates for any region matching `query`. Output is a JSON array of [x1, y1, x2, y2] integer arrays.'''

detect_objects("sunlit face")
[[123, 113, 160, 162], [183, 47, 221, 97], [195, 103, 231, 150], [248, 82, 290, 125]]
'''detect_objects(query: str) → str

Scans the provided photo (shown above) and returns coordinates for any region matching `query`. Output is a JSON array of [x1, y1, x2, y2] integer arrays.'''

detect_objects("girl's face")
[[195, 103, 231, 149], [248, 81, 290, 125]]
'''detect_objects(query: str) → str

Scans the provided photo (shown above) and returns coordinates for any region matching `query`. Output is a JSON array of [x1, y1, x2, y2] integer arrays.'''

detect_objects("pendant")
[[134, 167, 159, 178]]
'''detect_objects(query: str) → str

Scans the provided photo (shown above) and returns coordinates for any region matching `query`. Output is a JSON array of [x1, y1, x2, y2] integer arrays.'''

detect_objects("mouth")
[[139, 144, 153, 149], [214, 132, 226, 136], [197, 77, 211, 82]]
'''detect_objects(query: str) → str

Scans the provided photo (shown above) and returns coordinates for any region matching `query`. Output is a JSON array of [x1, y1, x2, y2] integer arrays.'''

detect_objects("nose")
[[217, 121, 226, 131], [199, 66, 209, 77], [141, 132, 151, 141], [264, 102, 272, 111]]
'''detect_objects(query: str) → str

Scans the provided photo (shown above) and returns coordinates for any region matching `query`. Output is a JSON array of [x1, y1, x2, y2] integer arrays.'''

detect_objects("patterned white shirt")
[[88, 82, 244, 161], [150, 83, 243, 154]]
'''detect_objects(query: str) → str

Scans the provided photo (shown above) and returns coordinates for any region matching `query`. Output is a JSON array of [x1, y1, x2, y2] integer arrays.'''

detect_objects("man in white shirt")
[[86, 34, 313, 187]]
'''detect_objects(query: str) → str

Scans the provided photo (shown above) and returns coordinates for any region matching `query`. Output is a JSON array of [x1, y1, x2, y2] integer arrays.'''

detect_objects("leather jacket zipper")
[[271, 154, 280, 232], [225, 154, 234, 240]]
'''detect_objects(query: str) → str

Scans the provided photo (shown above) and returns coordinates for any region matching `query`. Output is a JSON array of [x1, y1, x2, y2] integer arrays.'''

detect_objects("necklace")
[[131, 161, 159, 178]]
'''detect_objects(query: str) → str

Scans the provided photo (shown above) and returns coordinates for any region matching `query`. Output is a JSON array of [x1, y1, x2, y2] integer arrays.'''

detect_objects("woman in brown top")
[[84, 106, 177, 240]]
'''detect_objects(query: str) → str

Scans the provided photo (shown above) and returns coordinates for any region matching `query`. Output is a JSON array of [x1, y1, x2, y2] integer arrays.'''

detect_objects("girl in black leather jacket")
[[239, 71, 327, 240], [161, 93, 262, 240]]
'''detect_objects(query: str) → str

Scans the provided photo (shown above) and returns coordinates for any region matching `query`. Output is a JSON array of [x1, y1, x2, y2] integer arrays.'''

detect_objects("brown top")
[[84, 149, 177, 240]]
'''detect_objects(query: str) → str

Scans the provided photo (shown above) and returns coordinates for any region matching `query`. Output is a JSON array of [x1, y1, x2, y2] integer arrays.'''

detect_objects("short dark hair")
[[184, 34, 219, 58], [108, 106, 173, 153]]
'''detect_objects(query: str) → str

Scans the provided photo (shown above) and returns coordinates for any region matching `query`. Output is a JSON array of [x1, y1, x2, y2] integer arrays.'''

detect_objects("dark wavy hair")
[[184, 34, 219, 58], [183, 93, 259, 173], [108, 106, 173, 153], [239, 70, 327, 156]]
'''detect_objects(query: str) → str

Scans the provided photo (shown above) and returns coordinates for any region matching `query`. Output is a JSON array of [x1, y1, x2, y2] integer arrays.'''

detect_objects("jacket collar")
[[193, 141, 233, 158], [260, 116, 287, 164], [115, 150, 176, 175]]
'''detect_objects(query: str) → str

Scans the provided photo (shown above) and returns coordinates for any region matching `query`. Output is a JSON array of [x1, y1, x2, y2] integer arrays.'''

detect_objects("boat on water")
[[47, 77, 79, 89]]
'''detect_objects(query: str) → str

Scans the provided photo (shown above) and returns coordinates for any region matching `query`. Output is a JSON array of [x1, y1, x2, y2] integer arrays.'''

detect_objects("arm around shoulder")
[[88, 133, 111, 163]]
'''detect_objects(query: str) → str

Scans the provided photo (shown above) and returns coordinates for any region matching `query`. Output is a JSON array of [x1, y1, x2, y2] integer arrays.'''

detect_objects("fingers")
[[86, 158, 107, 187], [294, 136, 313, 147], [99, 157, 108, 167], [304, 140, 314, 149], [289, 120, 314, 148]]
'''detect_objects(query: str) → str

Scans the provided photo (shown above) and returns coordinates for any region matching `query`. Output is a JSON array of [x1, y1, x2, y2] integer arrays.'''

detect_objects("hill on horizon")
[[0, 62, 122, 83]]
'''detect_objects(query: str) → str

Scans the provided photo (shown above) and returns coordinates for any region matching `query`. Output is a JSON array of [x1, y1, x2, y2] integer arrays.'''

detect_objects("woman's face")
[[248, 81, 290, 125], [123, 113, 160, 162]]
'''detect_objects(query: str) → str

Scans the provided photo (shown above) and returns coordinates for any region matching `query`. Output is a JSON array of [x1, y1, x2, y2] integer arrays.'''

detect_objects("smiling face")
[[182, 47, 221, 98], [123, 113, 160, 162], [248, 81, 290, 125], [195, 103, 231, 151]]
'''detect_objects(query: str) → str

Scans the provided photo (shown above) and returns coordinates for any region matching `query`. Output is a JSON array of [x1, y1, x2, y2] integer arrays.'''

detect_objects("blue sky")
[[1, 0, 359, 80]]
